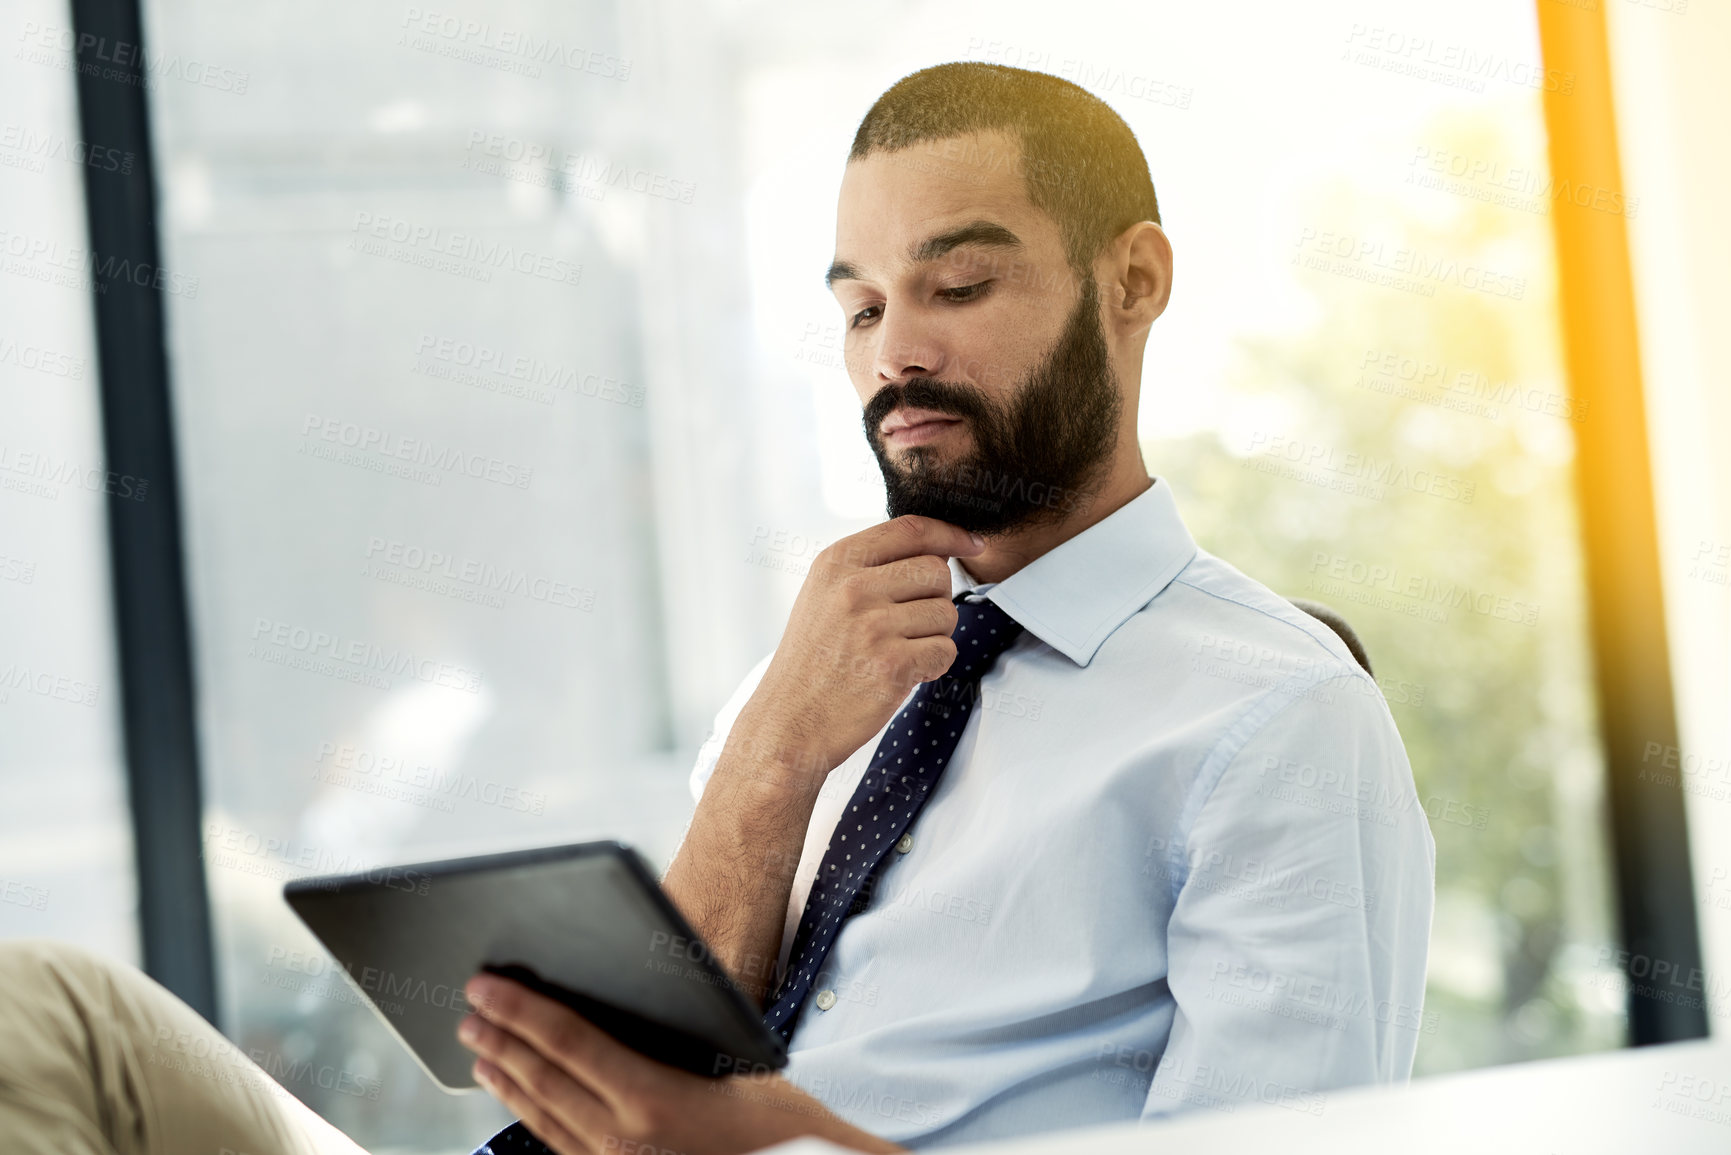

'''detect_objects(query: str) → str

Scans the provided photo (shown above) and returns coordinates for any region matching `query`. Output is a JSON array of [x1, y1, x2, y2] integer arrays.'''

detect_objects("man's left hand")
[[458, 973, 906, 1155]]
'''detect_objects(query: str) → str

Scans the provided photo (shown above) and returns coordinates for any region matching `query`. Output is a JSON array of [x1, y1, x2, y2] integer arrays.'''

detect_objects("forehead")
[[833, 131, 1062, 272]]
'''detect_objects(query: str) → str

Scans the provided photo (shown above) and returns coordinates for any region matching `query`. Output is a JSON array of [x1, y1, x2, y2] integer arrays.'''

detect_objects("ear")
[[1100, 221, 1172, 340]]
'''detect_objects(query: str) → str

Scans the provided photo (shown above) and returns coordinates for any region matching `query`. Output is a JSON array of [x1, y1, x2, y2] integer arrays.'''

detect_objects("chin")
[[894, 438, 969, 468]]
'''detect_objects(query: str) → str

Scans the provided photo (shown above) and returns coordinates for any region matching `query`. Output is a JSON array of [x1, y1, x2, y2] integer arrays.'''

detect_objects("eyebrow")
[[825, 220, 1025, 289]]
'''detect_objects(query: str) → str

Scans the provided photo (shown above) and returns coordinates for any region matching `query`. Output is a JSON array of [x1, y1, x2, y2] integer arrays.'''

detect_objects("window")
[[0, 0, 138, 966]]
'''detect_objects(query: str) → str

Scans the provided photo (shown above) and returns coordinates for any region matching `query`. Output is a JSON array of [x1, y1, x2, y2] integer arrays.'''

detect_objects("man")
[[0, 62, 1434, 1155]]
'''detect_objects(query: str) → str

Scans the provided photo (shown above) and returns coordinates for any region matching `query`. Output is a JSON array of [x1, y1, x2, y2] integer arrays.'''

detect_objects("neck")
[[958, 464, 1153, 586]]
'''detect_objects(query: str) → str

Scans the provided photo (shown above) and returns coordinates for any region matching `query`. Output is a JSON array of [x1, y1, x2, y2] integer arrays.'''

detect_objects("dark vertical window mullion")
[[69, 0, 216, 1024]]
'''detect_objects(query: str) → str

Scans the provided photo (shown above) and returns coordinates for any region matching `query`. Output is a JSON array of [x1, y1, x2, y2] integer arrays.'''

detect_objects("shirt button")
[[895, 833, 914, 854], [814, 989, 837, 1011]]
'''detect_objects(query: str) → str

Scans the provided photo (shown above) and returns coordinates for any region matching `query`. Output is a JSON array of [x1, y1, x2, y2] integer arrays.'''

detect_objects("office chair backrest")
[[1288, 598, 1373, 677]]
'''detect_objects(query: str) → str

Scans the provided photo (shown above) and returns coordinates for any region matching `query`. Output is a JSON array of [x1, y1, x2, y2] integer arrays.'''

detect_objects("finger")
[[840, 515, 984, 567], [467, 975, 636, 1108], [856, 555, 955, 603], [473, 1058, 594, 1155], [880, 596, 961, 641], [906, 635, 961, 683], [460, 1010, 614, 1138], [846, 636, 957, 688]]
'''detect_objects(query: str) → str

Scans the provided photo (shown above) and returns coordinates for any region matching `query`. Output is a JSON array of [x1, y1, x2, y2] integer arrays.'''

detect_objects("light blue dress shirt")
[[685, 478, 1436, 1148]]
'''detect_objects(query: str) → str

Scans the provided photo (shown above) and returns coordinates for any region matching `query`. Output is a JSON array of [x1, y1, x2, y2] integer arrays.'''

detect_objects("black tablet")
[[283, 840, 788, 1090]]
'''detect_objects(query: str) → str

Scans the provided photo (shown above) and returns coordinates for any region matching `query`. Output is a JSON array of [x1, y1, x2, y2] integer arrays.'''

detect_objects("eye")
[[849, 304, 882, 330], [939, 280, 992, 303]]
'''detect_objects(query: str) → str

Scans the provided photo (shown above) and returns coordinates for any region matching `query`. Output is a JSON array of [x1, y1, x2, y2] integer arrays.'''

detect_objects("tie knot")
[[949, 596, 1023, 678]]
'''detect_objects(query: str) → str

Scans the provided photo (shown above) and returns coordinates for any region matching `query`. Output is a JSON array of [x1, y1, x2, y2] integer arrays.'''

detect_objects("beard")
[[861, 281, 1122, 535]]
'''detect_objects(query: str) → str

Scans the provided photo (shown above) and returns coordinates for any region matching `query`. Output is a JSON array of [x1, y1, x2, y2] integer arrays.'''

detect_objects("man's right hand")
[[661, 514, 984, 1004], [734, 515, 986, 785]]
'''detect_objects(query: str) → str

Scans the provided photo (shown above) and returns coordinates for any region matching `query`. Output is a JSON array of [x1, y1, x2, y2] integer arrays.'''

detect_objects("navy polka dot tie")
[[761, 593, 1023, 1043], [470, 1123, 552, 1154], [467, 595, 1021, 1155]]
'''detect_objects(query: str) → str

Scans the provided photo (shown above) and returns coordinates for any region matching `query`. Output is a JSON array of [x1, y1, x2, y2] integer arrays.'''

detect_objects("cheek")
[[952, 335, 1032, 393], [847, 355, 878, 401], [955, 350, 1018, 393], [957, 299, 1055, 389]]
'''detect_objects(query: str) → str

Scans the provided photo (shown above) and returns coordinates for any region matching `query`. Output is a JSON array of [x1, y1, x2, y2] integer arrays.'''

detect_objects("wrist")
[[718, 706, 838, 796]]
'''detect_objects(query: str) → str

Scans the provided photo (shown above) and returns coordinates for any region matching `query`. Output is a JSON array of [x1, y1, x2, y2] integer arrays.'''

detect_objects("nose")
[[869, 307, 946, 386]]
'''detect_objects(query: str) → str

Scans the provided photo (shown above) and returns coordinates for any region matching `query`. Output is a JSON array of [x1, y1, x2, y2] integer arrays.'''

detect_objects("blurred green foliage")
[[1146, 111, 1626, 1074]]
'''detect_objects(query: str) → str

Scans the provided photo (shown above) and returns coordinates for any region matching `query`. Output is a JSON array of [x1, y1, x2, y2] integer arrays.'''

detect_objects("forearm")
[[663, 711, 834, 1005]]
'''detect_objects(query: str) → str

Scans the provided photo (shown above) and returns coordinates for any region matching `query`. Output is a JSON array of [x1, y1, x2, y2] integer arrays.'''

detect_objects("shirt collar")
[[948, 477, 1197, 667]]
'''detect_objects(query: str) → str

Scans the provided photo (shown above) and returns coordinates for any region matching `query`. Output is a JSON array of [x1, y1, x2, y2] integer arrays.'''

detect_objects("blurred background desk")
[[763, 1037, 1731, 1155]]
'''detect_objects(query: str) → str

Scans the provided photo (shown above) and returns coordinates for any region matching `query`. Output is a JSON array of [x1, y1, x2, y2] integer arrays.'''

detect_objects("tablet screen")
[[284, 840, 788, 1090]]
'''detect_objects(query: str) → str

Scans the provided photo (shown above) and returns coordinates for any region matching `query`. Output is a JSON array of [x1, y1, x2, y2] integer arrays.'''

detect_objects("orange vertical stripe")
[[1537, 2, 1653, 555], [1535, 0, 1702, 1042]]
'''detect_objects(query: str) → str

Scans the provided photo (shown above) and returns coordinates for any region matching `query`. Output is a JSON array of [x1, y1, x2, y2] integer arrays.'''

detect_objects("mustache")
[[862, 378, 995, 440]]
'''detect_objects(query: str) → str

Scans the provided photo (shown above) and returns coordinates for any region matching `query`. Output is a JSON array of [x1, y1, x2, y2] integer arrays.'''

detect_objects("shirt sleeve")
[[687, 651, 777, 805], [1142, 669, 1437, 1122]]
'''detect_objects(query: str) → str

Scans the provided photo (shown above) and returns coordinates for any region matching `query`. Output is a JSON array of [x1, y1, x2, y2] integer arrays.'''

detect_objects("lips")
[[879, 407, 963, 437]]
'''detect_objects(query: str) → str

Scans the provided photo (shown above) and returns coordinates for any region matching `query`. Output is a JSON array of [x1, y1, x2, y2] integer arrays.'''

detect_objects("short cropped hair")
[[849, 62, 1161, 275]]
